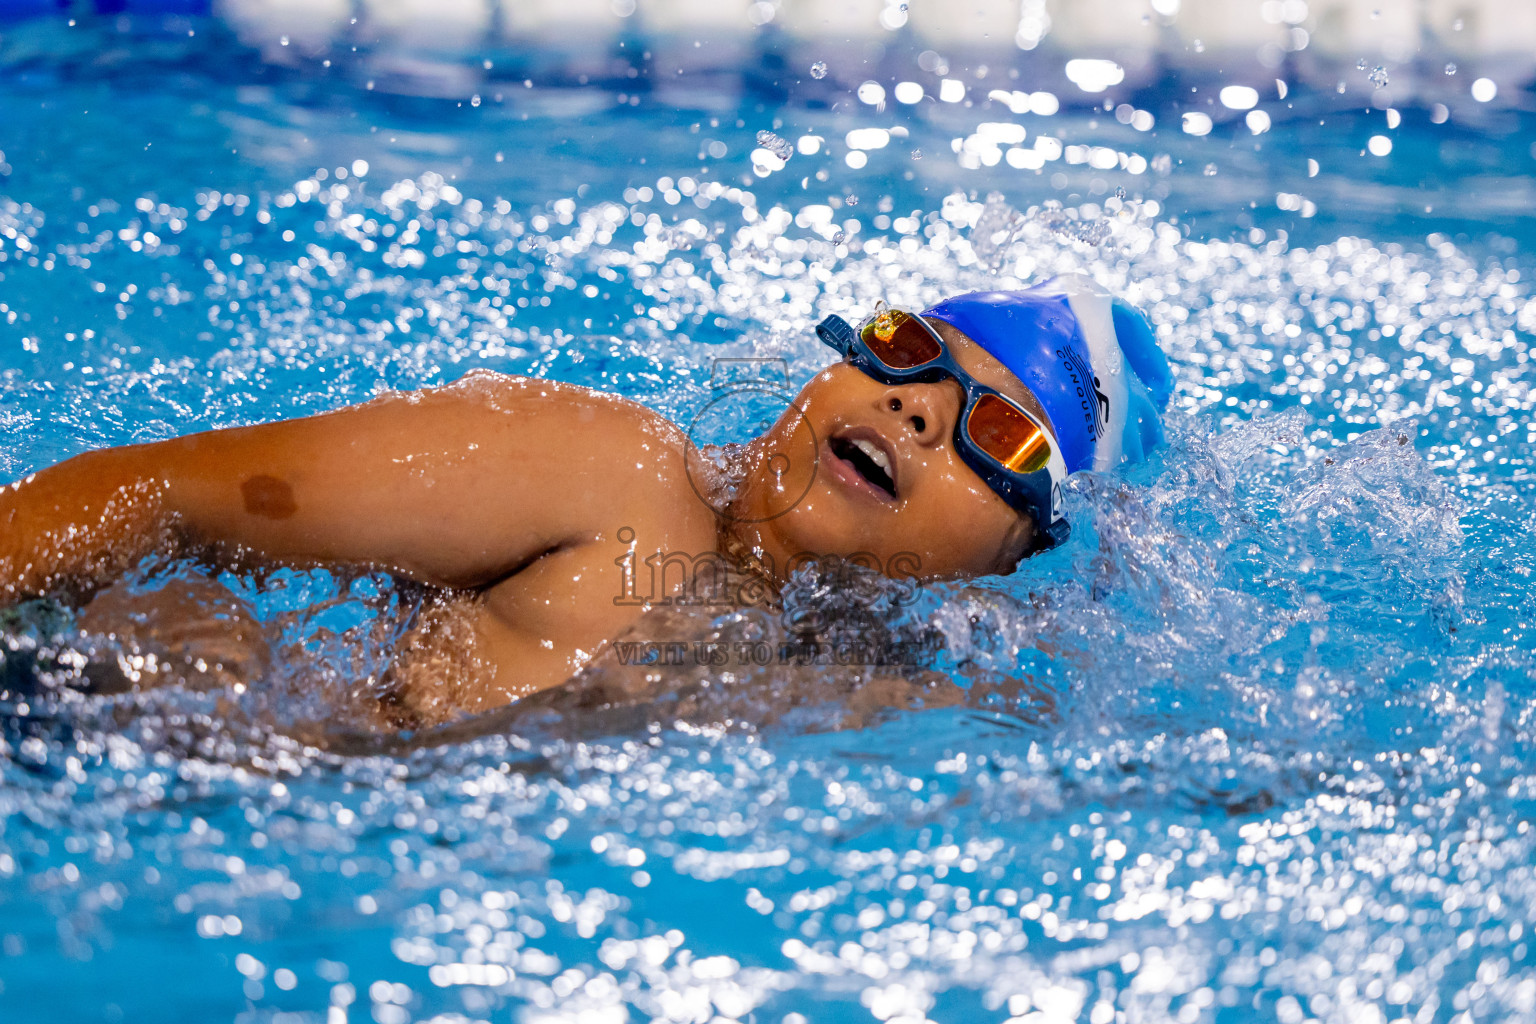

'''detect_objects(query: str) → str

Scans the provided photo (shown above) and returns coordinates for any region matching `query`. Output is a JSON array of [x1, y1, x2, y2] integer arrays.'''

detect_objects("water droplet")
[[845, 194, 858, 206], [910, 149, 922, 161], [1203, 163, 1218, 176], [1356, 58, 1367, 71], [810, 61, 827, 79], [1445, 62, 1457, 75], [1368, 65, 1389, 88], [755, 130, 793, 161], [832, 229, 847, 244], [1114, 186, 1127, 200], [470, 94, 482, 107]]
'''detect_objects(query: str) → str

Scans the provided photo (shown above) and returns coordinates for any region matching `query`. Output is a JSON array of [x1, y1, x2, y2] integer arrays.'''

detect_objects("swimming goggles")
[[816, 305, 1071, 549]]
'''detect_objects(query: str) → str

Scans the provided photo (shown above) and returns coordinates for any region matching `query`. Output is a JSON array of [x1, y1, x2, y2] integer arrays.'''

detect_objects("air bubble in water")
[[1114, 186, 1127, 200], [755, 130, 793, 161], [832, 229, 847, 244], [1203, 162, 1218, 175], [846, 194, 858, 206], [1356, 58, 1367, 71], [910, 149, 922, 160], [1445, 62, 1457, 75], [810, 61, 828, 79], [1368, 66, 1389, 88]]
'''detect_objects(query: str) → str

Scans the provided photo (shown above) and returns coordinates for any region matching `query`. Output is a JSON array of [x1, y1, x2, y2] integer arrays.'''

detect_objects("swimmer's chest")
[[474, 510, 720, 691]]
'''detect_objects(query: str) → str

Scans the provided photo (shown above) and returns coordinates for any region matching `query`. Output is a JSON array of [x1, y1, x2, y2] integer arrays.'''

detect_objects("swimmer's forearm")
[[2, 404, 534, 597], [0, 431, 345, 600], [0, 428, 369, 601], [0, 446, 175, 602]]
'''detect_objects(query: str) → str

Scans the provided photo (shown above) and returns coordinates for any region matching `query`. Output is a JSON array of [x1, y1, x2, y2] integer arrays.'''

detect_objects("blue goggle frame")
[[816, 308, 1071, 550]]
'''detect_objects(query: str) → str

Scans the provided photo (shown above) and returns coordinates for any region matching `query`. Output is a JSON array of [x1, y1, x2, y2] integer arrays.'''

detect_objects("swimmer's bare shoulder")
[[0, 369, 719, 702]]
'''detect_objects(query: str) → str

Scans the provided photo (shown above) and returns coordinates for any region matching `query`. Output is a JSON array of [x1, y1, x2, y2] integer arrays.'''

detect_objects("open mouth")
[[828, 432, 898, 500]]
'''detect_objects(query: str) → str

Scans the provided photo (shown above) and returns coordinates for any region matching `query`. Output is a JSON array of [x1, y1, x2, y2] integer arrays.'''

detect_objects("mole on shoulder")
[[241, 474, 298, 519]]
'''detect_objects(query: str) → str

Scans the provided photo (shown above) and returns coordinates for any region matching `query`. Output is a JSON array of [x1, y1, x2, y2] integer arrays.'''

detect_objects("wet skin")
[[0, 320, 1047, 714], [732, 320, 1049, 579]]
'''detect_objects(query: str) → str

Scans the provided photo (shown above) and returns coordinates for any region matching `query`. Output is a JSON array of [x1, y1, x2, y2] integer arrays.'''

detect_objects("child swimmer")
[[0, 274, 1172, 720]]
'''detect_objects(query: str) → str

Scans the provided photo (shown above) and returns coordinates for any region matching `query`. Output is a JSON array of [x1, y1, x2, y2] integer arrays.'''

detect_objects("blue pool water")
[[4, 14, 1536, 1024]]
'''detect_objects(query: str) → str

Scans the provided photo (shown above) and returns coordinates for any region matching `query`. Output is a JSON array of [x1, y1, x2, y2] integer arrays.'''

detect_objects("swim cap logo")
[[1058, 345, 1107, 441]]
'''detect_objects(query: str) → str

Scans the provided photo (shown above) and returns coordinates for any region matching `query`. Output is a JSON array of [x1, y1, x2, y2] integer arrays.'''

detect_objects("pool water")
[[4, 16, 1536, 1024]]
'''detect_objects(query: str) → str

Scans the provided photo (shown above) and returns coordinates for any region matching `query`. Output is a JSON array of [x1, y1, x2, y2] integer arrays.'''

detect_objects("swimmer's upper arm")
[[0, 372, 704, 598]]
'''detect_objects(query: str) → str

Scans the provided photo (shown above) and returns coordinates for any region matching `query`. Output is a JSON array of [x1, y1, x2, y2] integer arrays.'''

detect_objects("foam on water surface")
[[2, 27, 1536, 1024]]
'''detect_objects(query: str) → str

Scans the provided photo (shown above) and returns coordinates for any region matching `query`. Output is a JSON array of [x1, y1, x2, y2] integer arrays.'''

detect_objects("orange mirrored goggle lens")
[[965, 393, 1052, 474], [859, 309, 943, 370]]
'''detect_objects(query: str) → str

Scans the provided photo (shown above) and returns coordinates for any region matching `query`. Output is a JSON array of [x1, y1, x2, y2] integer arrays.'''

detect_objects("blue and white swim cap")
[[921, 274, 1173, 474]]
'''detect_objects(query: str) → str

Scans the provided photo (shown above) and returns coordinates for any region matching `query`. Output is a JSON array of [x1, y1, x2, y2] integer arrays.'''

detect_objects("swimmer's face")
[[736, 320, 1046, 581]]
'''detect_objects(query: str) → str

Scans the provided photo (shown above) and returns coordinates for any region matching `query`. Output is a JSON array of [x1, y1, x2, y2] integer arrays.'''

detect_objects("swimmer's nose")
[[880, 379, 962, 448]]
